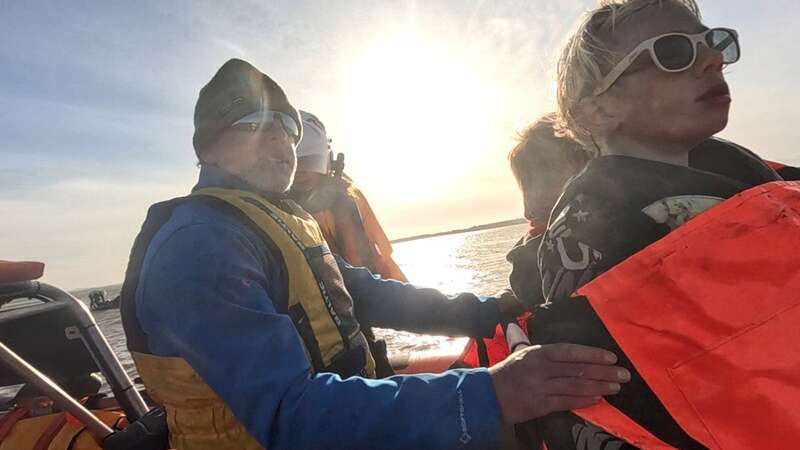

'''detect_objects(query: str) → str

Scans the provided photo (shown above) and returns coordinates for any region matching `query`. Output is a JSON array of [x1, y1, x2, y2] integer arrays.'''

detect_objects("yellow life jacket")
[[120, 187, 375, 450]]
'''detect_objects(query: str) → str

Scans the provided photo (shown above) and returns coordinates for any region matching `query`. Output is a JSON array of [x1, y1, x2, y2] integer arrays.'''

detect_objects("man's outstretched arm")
[[337, 257, 500, 338]]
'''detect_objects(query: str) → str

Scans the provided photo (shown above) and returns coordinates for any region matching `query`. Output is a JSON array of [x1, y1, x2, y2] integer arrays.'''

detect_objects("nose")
[[277, 125, 299, 151], [522, 191, 535, 220], [262, 123, 293, 146], [693, 42, 724, 76]]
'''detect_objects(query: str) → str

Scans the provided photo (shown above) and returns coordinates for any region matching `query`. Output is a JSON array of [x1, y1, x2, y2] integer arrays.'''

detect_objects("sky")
[[1, 0, 799, 289]]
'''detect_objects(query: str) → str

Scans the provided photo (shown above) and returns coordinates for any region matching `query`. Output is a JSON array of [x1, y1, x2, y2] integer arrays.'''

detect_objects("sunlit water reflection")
[[375, 224, 525, 354]]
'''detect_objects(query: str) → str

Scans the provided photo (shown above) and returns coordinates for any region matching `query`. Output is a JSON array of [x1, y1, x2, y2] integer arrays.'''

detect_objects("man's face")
[[209, 120, 298, 193], [291, 170, 326, 193]]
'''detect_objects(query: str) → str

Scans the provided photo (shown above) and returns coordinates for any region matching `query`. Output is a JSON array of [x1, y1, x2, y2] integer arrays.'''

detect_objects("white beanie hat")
[[296, 110, 332, 175]]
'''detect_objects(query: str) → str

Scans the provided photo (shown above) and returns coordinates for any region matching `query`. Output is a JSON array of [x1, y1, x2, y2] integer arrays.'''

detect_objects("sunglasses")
[[593, 27, 740, 96], [232, 110, 301, 145]]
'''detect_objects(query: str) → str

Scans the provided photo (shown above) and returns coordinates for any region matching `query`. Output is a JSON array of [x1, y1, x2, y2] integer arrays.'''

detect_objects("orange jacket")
[[310, 177, 407, 282]]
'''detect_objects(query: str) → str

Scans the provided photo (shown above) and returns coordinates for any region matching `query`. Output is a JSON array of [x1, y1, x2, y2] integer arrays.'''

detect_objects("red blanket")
[[573, 181, 800, 449]]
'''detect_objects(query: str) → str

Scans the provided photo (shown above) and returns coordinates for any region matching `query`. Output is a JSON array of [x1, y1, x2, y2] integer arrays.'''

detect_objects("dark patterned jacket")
[[528, 139, 780, 450]]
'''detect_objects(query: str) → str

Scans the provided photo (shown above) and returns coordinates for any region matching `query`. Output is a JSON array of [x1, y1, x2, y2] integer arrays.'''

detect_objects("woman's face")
[[597, 2, 731, 148]]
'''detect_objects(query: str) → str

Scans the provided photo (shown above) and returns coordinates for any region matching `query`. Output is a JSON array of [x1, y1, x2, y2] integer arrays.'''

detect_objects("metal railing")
[[0, 281, 149, 421]]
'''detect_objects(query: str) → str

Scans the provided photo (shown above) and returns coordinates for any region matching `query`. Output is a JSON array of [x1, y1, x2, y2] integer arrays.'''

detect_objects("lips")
[[696, 83, 731, 103]]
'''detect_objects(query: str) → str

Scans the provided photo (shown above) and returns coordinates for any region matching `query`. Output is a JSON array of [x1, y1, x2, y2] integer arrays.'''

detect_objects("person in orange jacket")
[[289, 110, 407, 282], [288, 110, 408, 377]]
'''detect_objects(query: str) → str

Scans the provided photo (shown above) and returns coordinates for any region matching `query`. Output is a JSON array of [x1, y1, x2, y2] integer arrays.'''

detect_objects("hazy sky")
[[2, 1, 798, 289]]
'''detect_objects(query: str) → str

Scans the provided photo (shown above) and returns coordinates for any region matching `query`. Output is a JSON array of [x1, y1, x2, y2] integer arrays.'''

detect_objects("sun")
[[343, 32, 495, 202]]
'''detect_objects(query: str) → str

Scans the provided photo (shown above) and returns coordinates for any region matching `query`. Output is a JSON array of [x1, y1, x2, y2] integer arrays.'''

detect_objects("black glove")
[[102, 407, 169, 450]]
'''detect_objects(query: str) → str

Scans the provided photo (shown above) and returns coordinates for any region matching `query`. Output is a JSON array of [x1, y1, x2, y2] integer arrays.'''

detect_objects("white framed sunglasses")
[[593, 27, 740, 96], [232, 110, 301, 145]]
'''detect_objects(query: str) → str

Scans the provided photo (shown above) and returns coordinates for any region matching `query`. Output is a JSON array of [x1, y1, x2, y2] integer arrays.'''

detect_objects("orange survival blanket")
[[572, 181, 800, 449]]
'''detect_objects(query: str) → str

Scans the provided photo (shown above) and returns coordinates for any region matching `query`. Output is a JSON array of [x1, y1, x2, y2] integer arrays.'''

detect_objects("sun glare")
[[344, 33, 495, 202]]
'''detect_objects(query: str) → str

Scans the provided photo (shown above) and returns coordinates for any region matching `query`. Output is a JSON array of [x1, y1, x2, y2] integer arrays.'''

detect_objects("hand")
[[488, 343, 630, 424], [494, 289, 526, 317]]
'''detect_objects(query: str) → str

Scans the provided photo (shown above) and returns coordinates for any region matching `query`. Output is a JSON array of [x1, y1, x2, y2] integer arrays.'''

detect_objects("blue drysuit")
[[134, 166, 504, 449]]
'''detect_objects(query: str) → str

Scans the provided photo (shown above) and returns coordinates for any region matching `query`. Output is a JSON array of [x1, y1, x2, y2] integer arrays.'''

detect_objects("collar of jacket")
[[193, 164, 289, 201]]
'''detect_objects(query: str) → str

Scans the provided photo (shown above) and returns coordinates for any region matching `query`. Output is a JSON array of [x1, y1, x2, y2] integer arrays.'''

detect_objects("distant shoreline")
[[391, 218, 527, 244]]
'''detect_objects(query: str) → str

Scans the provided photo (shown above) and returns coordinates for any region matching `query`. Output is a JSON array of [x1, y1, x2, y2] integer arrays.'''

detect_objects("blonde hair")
[[508, 113, 590, 192], [554, 0, 701, 150]]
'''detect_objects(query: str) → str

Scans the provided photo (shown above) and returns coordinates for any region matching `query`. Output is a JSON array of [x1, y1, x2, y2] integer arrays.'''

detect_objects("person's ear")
[[197, 132, 230, 166], [197, 145, 220, 166], [575, 96, 622, 135]]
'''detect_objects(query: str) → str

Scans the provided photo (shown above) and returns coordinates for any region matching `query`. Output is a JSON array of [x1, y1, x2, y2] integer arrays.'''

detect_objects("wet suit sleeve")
[[778, 165, 800, 180], [506, 234, 546, 310], [137, 222, 503, 450], [337, 257, 501, 338], [538, 193, 662, 303]]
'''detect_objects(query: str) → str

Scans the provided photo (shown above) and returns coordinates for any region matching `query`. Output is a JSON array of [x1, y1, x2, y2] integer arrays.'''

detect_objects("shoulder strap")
[[0, 408, 29, 442], [32, 412, 67, 450]]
